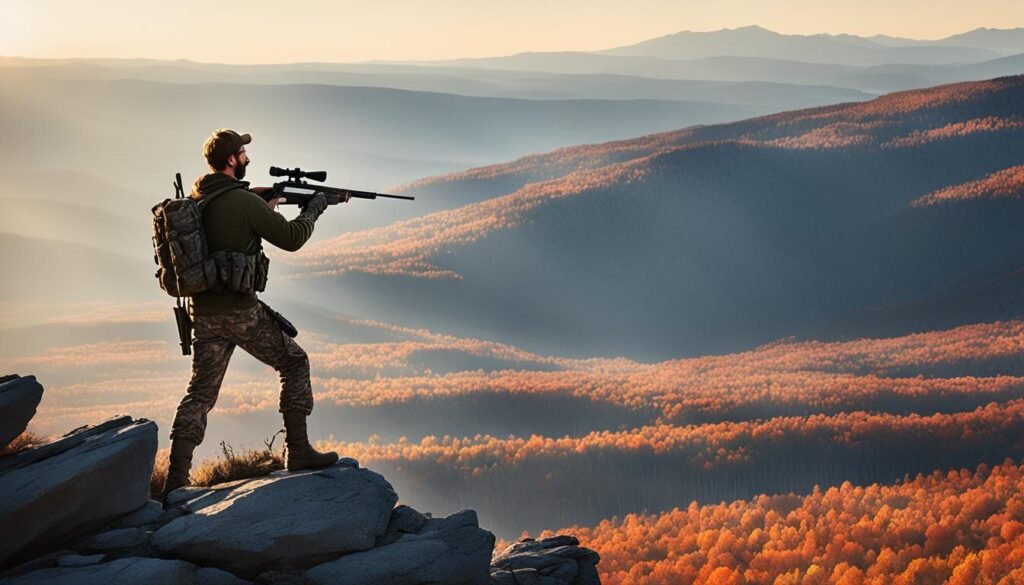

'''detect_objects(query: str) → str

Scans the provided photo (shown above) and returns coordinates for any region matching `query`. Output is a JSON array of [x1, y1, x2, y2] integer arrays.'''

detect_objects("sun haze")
[[3, 0, 1024, 63]]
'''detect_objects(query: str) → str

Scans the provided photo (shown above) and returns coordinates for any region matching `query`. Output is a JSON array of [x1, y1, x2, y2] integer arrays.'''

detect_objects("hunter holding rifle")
[[159, 129, 342, 503]]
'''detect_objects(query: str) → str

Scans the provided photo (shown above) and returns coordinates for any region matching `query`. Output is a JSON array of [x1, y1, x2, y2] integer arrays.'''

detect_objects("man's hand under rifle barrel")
[[256, 166, 414, 207]]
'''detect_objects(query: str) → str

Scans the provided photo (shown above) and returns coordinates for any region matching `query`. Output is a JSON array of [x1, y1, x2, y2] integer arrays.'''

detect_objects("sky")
[[3, 0, 1024, 63]]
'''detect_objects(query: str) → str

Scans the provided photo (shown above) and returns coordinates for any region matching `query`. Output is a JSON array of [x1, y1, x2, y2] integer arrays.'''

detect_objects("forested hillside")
[[536, 458, 1024, 584], [287, 76, 1024, 359]]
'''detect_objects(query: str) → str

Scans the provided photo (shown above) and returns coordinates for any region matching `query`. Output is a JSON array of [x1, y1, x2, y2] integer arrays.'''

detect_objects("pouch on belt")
[[259, 301, 298, 338]]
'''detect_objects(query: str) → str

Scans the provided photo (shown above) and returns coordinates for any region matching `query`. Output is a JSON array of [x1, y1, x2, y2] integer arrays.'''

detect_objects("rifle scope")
[[269, 166, 328, 182]]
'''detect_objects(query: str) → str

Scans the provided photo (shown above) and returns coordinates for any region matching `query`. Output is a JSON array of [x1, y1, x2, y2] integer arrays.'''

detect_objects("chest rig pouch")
[[208, 238, 270, 295]]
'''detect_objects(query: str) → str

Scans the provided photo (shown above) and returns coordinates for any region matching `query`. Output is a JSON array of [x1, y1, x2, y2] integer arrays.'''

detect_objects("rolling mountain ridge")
[[598, 25, 1002, 65], [284, 75, 1024, 360]]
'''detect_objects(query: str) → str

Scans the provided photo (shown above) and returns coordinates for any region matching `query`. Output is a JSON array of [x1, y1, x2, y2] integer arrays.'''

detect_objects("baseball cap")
[[203, 129, 252, 170]]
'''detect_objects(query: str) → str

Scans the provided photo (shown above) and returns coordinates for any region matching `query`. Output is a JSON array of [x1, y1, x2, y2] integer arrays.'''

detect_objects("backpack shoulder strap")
[[195, 183, 264, 254], [195, 183, 241, 210]]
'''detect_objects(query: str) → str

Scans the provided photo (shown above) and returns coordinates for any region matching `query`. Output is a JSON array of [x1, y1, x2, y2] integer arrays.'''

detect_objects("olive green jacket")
[[189, 172, 317, 315]]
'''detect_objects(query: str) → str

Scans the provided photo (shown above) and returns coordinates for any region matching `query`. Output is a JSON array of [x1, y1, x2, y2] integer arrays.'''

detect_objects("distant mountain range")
[[400, 25, 1024, 77], [597, 25, 1009, 65], [930, 27, 1024, 53], [280, 75, 1024, 360], [2, 25, 1021, 211], [6, 25, 1024, 98], [2, 52, 1017, 96], [1, 58, 875, 107]]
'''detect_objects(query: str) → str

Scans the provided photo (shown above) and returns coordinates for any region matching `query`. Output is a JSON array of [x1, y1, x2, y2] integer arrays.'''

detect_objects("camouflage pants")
[[170, 302, 313, 444]]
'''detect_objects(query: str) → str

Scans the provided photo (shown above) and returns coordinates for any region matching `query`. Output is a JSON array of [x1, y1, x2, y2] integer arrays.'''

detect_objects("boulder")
[[304, 509, 495, 585], [490, 535, 601, 585], [0, 557, 249, 585], [0, 416, 158, 566], [56, 554, 104, 568], [387, 504, 430, 533], [374, 504, 430, 546], [491, 568, 555, 585], [152, 465, 398, 578], [0, 374, 43, 450], [112, 500, 163, 529], [75, 527, 149, 553]]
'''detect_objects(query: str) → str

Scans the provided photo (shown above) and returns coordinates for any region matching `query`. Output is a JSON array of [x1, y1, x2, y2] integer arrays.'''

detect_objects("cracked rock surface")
[[0, 415, 157, 566], [304, 509, 494, 585], [491, 535, 601, 585], [0, 556, 249, 585], [152, 465, 399, 578]]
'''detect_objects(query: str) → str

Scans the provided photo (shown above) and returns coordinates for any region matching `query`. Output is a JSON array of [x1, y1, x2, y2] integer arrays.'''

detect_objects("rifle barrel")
[[274, 182, 414, 201], [321, 185, 414, 201], [364, 192, 416, 201]]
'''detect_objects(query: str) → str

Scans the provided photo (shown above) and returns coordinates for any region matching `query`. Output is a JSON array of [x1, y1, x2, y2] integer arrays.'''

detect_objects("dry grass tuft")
[[0, 430, 47, 457], [150, 447, 170, 500], [150, 435, 286, 499], [191, 434, 286, 487]]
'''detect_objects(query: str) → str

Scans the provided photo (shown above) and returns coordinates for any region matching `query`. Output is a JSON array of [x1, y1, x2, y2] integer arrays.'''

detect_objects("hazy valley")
[[4, 24, 1024, 581]]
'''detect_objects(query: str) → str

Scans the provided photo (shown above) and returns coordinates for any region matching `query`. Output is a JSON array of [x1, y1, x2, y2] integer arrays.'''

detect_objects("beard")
[[235, 159, 249, 180]]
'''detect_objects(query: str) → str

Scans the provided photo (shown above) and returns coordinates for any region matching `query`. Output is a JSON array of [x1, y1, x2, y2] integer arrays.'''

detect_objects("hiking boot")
[[283, 411, 339, 471], [160, 437, 197, 507]]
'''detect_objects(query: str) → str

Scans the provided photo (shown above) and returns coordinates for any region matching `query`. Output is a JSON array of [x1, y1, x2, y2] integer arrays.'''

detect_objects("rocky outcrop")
[[152, 466, 399, 578], [0, 374, 43, 450], [0, 414, 158, 566], [305, 509, 495, 585], [491, 535, 601, 585], [0, 556, 249, 585], [0, 374, 600, 584]]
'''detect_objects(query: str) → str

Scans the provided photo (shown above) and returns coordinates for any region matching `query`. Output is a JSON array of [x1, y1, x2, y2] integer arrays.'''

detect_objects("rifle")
[[257, 166, 414, 206], [171, 172, 193, 356]]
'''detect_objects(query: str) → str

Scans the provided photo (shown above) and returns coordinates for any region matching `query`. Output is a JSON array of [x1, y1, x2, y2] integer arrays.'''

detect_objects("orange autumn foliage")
[[281, 77, 1024, 279], [303, 320, 1024, 422], [320, 398, 1024, 475], [882, 116, 1024, 149], [912, 164, 1024, 207], [286, 158, 652, 279], [20, 319, 1024, 437], [532, 459, 1024, 585]]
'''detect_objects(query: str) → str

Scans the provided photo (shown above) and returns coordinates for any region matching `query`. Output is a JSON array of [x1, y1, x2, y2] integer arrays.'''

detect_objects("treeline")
[[287, 155, 651, 280], [26, 318, 1024, 442], [323, 399, 1024, 537], [308, 320, 1024, 424], [313, 367, 1024, 425], [885, 116, 1024, 149], [395, 125, 700, 210], [399, 77, 1024, 211], [728, 77, 1023, 148], [913, 163, 1024, 206], [534, 458, 1024, 584]]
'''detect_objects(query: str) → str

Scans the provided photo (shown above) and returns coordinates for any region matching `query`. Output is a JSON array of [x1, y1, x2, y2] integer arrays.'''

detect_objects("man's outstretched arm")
[[242, 191, 329, 252]]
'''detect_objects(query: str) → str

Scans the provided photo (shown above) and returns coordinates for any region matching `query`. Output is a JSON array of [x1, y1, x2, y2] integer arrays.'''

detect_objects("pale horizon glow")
[[3, 0, 1024, 64]]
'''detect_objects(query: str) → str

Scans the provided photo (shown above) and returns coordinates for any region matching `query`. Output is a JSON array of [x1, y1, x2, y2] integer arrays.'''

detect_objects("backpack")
[[151, 173, 269, 298]]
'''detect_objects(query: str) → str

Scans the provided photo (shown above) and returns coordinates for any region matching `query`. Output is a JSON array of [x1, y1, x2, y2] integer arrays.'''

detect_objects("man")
[[160, 129, 345, 502]]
